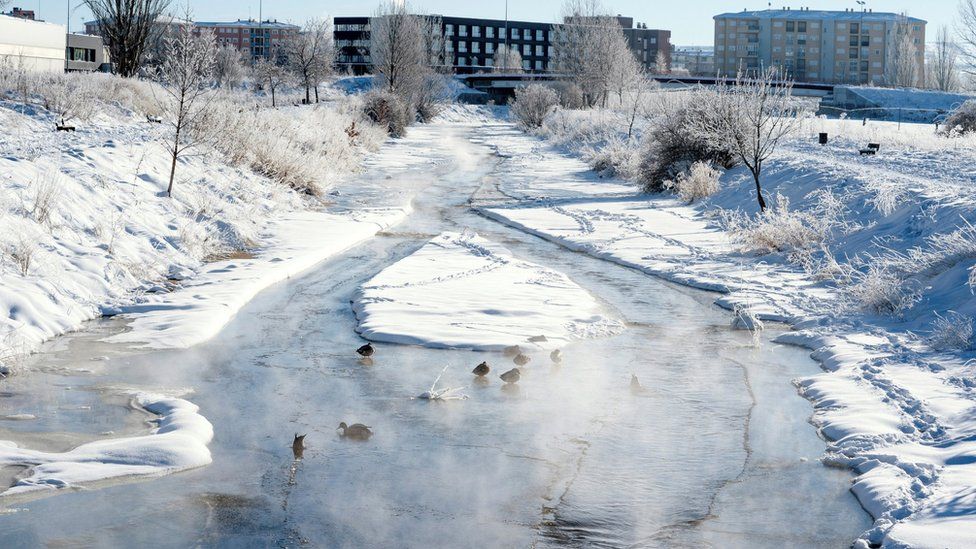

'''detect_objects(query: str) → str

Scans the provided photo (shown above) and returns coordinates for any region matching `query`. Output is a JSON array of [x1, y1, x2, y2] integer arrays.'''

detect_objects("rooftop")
[[195, 19, 299, 29], [714, 9, 925, 24]]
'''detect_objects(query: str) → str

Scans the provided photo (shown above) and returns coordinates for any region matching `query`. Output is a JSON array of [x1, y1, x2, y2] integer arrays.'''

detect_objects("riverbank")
[[487, 110, 976, 548]]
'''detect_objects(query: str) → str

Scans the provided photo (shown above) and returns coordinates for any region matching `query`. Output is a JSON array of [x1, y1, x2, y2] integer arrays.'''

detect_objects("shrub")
[[845, 264, 922, 315], [549, 81, 585, 110], [665, 161, 721, 203], [942, 100, 976, 136], [928, 311, 975, 351], [638, 90, 737, 192], [722, 191, 849, 256], [362, 90, 412, 137], [510, 84, 559, 129]]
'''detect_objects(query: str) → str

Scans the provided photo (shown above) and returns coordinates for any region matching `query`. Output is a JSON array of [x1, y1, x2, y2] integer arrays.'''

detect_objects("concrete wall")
[[0, 15, 65, 73]]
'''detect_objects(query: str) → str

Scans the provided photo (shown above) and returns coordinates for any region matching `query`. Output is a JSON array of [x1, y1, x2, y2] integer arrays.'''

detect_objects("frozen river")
[[0, 122, 870, 547]]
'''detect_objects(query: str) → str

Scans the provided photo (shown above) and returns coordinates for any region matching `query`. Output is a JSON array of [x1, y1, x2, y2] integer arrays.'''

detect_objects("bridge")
[[457, 73, 835, 103]]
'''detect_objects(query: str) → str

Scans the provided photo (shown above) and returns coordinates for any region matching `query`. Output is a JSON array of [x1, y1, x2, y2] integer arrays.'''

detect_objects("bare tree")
[[958, 0, 976, 75], [493, 44, 524, 73], [154, 21, 217, 197], [213, 46, 246, 89], [254, 57, 289, 107], [930, 26, 960, 91], [551, 0, 634, 107], [370, 1, 428, 97], [286, 18, 334, 104], [885, 16, 921, 88], [84, 0, 172, 77], [695, 69, 803, 212]]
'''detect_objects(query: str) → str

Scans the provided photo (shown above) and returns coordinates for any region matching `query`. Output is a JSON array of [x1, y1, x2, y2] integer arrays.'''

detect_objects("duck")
[[472, 361, 490, 376], [550, 349, 562, 364], [500, 367, 521, 383], [356, 343, 374, 357], [292, 434, 306, 459], [513, 353, 530, 366], [502, 345, 521, 357], [528, 335, 548, 343], [338, 422, 373, 440]]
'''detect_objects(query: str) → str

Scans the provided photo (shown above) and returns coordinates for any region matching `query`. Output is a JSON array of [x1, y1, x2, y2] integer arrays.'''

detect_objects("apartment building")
[[672, 46, 715, 76], [334, 14, 671, 75], [195, 20, 300, 61], [714, 8, 925, 85]]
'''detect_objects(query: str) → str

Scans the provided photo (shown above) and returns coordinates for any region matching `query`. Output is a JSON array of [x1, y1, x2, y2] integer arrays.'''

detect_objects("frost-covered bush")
[[928, 311, 975, 351], [510, 84, 559, 129], [43, 73, 97, 125], [362, 90, 412, 137], [549, 81, 585, 110], [846, 264, 922, 315], [638, 90, 736, 192], [208, 95, 387, 195], [942, 100, 976, 136], [584, 137, 642, 179], [722, 191, 849, 257], [665, 161, 721, 203]]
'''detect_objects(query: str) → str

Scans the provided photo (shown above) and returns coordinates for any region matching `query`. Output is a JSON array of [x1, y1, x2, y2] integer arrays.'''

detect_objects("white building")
[[0, 14, 66, 72]]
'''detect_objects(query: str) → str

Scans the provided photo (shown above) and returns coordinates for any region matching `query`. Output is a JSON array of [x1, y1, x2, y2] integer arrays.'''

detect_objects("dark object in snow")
[[859, 143, 881, 156], [528, 335, 547, 343], [356, 343, 374, 357], [292, 434, 306, 459], [338, 422, 373, 440], [147, 115, 162, 124], [329, 189, 341, 197], [818, 132, 828, 145], [472, 361, 490, 376], [513, 353, 530, 366], [550, 349, 562, 364], [56, 124, 76, 132], [503, 345, 521, 357], [500, 368, 521, 383]]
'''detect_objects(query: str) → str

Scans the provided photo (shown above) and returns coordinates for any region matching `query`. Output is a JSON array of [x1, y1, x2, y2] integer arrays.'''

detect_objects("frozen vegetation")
[[490, 81, 976, 547]]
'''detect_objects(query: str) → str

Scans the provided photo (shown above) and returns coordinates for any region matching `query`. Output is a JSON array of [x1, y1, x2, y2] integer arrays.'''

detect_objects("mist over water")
[[0, 124, 870, 547]]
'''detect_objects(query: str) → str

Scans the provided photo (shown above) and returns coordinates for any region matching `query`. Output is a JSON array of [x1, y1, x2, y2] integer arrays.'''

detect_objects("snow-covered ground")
[[479, 111, 976, 548], [353, 231, 623, 350], [0, 392, 212, 497]]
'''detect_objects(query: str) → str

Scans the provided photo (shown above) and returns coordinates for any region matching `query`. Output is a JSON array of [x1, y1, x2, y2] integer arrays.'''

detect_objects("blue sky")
[[33, 0, 957, 45]]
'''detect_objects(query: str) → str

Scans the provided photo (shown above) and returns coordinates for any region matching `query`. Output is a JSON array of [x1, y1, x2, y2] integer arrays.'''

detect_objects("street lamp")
[[856, 1, 866, 84]]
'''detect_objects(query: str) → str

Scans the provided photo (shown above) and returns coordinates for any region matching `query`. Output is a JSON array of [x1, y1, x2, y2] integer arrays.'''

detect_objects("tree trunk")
[[167, 146, 178, 197], [305, 79, 311, 104], [752, 169, 766, 212], [314, 85, 319, 103], [271, 86, 276, 108]]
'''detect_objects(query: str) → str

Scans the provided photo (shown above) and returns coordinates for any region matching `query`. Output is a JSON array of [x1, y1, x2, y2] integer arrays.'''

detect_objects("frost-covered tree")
[[510, 84, 559, 129], [695, 68, 803, 212], [155, 21, 217, 197], [254, 57, 289, 107], [213, 46, 245, 89], [84, 0, 172, 77], [958, 0, 976, 75], [885, 17, 921, 88], [493, 44, 524, 73], [654, 50, 669, 75], [370, 1, 445, 120], [45, 73, 96, 126], [551, 0, 636, 107], [287, 18, 334, 104], [929, 26, 960, 92]]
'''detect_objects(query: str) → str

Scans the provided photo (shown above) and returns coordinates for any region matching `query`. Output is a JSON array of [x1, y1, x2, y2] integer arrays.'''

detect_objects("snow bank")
[[353, 232, 623, 350], [0, 392, 212, 496], [107, 207, 408, 349], [475, 113, 976, 547]]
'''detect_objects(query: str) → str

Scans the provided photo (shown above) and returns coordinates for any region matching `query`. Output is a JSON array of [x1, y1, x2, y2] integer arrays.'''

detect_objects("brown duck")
[[292, 434, 306, 459], [550, 349, 562, 364], [500, 368, 521, 383], [338, 422, 373, 440], [502, 345, 521, 357], [356, 343, 374, 357], [472, 361, 490, 376], [513, 353, 530, 366]]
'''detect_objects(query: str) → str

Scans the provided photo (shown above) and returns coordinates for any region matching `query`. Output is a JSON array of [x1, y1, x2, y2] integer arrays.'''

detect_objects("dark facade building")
[[334, 14, 671, 75], [5, 7, 35, 20], [66, 33, 111, 72]]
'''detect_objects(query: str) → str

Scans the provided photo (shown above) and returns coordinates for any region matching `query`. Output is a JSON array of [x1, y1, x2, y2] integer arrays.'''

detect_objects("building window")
[[458, 41, 467, 52], [472, 42, 480, 53], [486, 58, 493, 66], [536, 29, 543, 41], [786, 21, 795, 32], [512, 28, 520, 39], [486, 42, 494, 53], [522, 59, 530, 70], [650, 36, 656, 44], [798, 21, 806, 32], [458, 57, 466, 66], [535, 60, 543, 70], [523, 44, 530, 56], [487, 27, 494, 38], [446, 24, 453, 36], [535, 44, 543, 56], [459, 25, 467, 37], [473, 25, 481, 37]]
